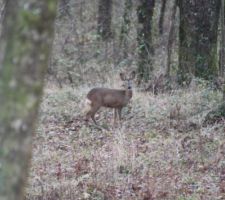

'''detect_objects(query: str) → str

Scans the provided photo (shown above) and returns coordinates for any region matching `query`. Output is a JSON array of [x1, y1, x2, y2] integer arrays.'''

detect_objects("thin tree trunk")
[[0, 0, 58, 199], [159, 0, 166, 35], [222, 0, 225, 100], [97, 0, 113, 40], [221, 0, 225, 76], [137, 0, 155, 83], [120, 0, 133, 59], [166, 0, 177, 77], [0, 0, 6, 27]]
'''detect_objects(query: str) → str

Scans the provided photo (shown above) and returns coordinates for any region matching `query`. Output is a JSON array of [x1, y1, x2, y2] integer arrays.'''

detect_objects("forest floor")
[[26, 81, 225, 200]]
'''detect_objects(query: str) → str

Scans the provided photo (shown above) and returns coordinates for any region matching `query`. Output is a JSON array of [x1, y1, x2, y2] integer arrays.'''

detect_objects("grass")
[[26, 80, 225, 200]]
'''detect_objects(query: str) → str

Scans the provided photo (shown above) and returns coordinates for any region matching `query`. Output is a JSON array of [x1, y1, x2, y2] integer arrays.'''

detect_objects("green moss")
[[20, 10, 41, 26], [209, 43, 218, 77], [48, 0, 57, 14]]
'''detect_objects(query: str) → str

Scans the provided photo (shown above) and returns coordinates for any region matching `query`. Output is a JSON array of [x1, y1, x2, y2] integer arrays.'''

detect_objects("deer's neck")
[[125, 89, 132, 100]]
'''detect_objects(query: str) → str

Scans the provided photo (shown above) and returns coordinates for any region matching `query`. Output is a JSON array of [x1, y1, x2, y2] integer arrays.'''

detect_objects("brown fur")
[[85, 71, 135, 125]]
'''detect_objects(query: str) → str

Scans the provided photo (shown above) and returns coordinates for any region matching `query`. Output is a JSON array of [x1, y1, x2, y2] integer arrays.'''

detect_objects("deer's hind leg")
[[113, 108, 118, 126]]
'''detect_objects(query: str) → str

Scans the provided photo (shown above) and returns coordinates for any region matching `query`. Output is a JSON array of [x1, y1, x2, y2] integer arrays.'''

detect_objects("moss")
[[209, 43, 219, 77], [20, 10, 41, 26], [48, 0, 57, 14]]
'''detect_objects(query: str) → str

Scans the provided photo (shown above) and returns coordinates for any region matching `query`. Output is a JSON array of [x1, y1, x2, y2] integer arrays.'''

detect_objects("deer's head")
[[120, 71, 136, 90]]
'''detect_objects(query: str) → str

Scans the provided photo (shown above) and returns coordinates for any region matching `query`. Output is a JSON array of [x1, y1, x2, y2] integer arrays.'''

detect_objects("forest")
[[0, 0, 225, 200]]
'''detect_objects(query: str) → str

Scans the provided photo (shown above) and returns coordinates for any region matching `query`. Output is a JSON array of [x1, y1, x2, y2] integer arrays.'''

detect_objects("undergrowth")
[[26, 81, 225, 200]]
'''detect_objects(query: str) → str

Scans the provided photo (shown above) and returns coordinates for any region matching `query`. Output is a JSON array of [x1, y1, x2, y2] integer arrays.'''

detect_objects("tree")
[[0, 0, 5, 23], [97, 0, 113, 40], [0, 0, 7, 36], [0, 0, 58, 199], [59, 0, 71, 17], [137, 0, 155, 83], [120, 0, 133, 59], [159, 0, 166, 35], [178, 0, 221, 84], [221, 0, 225, 77], [222, 0, 225, 100], [166, 0, 177, 77]]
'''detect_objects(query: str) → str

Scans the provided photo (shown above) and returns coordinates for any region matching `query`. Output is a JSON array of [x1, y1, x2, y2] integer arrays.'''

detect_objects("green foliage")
[[178, 0, 220, 81], [20, 9, 41, 26]]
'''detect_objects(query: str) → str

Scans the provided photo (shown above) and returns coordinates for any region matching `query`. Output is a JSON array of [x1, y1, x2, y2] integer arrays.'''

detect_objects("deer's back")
[[87, 88, 131, 108]]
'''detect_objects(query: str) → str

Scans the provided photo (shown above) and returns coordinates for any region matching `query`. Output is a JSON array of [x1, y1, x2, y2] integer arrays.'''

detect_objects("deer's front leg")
[[118, 107, 122, 121], [114, 108, 118, 125]]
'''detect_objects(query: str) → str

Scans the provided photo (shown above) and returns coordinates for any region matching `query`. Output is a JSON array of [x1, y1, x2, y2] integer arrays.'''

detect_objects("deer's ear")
[[130, 71, 136, 79], [120, 72, 125, 81]]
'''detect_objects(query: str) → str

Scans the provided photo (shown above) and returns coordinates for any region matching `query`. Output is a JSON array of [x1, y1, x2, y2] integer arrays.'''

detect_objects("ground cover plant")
[[26, 80, 225, 199]]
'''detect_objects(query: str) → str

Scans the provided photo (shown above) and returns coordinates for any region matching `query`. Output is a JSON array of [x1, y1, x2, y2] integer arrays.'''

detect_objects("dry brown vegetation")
[[26, 81, 225, 200], [25, 0, 225, 199]]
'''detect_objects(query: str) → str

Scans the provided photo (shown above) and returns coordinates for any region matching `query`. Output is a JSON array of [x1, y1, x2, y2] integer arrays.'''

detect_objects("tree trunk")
[[0, 0, 7, 29], [221, 0, 225, 75], [120, 0, 133, 59], [159, 0, 166, 35], [0, 0, 58, 199], [97, 0, 113, 40], [222, 0, 225, 100], [178, 0, 221, 84], [137, 0, 155, 83], [59, 0, 71, 17], [166, 0, 177, 77]]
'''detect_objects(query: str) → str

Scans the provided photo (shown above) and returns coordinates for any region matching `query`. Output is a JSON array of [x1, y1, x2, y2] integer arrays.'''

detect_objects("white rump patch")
[[82, 98, 92, 114]]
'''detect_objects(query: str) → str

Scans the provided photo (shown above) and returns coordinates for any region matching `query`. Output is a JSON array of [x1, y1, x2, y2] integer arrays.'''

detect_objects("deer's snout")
[[127, 80, 132, 89]]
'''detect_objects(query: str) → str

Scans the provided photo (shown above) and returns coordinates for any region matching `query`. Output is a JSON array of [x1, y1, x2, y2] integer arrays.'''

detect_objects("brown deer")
[[84, 71, 135, 125]]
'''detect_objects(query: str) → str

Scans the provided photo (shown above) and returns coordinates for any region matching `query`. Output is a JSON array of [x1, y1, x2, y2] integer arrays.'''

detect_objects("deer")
[[84, 71, 136, 125]]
